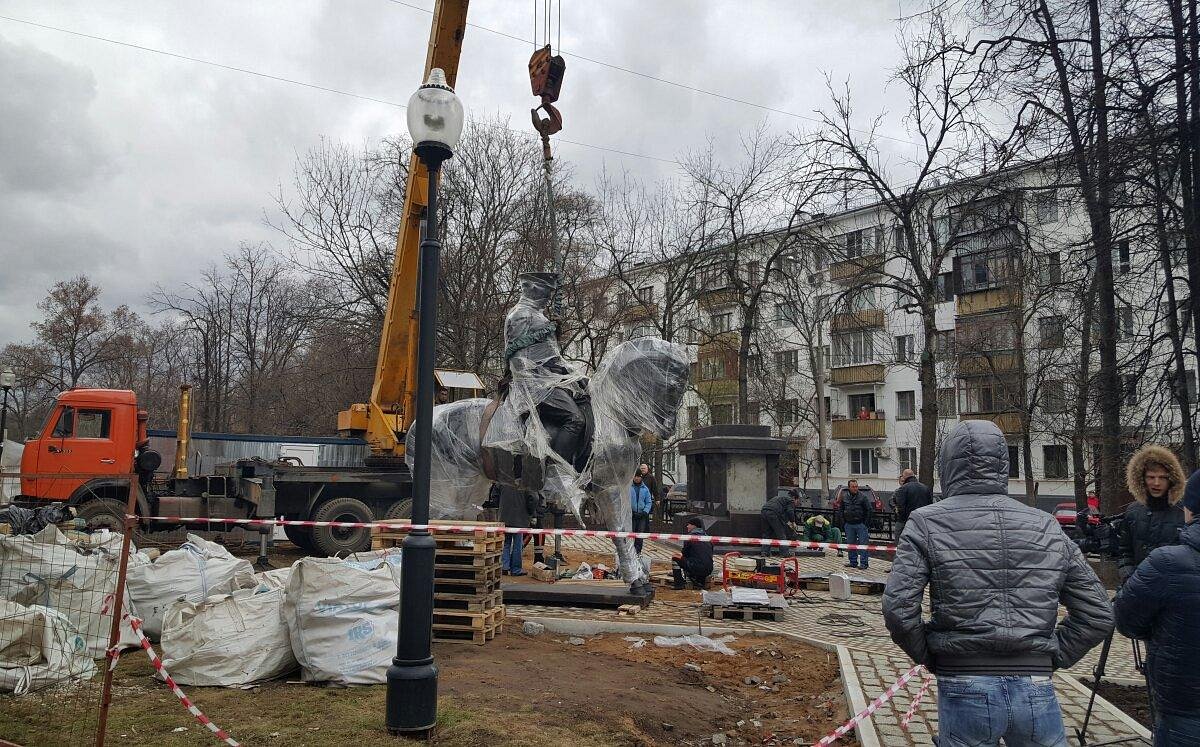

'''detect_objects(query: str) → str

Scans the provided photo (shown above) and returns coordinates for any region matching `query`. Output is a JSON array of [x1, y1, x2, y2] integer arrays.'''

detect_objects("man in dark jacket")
[[1117, 444, 1186, 583], [1115, 468, 1200, 745], [883, 420, 1113, 747], [497, 484, 532, 576], [839, 480, 874, 569], [672, 516, 714, 589], [761, 489, 802, 555], [892, 468, 932, 540]]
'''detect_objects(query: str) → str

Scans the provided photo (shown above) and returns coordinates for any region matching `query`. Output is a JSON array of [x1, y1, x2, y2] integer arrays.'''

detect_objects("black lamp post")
[[385, 67, 463, 736], [0, 367, 14, 469]]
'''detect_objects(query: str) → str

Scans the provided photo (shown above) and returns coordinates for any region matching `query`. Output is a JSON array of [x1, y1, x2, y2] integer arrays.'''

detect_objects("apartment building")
[[572, 166, 1197, 510]]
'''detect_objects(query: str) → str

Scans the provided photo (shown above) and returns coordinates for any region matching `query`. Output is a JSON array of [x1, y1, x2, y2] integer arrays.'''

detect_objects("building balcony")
[[827, 252, 885, 283], [960, 411, 1024, 435], [697, 331, 739, 354], [695, 379, 738, 400], [830, 363, 886, 387], [957, 351, 1022, 376], [956, 286, 1021, 316], [832, 417, 887, 440], [695, 287, 738, 310], [830, 308, 885, 332], [615, 300, 658, 321]]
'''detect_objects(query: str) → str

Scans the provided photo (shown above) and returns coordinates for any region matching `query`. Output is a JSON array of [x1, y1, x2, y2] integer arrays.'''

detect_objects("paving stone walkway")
[[511, 536, 1150, 745]]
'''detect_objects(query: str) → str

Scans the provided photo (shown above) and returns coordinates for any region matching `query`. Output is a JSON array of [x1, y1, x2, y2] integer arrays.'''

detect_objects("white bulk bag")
[[160, 587, 297, 686], [10, 549, 139, 658], [0, 526, 85, 601], [283, 552, 402, 685], [0, 600, 96, 694], [251, 565, 293, 591], [126, 534, 256, 640]]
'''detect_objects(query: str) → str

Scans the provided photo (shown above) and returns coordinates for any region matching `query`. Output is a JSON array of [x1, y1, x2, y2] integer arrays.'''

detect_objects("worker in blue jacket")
[[630, 473, 654, 553]]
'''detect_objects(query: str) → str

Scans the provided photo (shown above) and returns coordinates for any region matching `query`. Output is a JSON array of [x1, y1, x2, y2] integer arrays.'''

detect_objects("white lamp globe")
[[406, 68, 464, 160]]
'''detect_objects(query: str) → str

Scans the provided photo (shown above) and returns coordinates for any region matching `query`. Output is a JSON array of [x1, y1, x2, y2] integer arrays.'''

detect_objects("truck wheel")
[[310, 497, 373, 556], [77, 498, 127, 533], [282, 523, 315, 553], [382, 499, 412, 521]]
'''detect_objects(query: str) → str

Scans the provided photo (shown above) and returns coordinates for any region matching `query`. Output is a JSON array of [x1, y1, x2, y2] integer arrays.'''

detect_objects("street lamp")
[[385, 68, 463, 737], [0, 367, 14, 469]]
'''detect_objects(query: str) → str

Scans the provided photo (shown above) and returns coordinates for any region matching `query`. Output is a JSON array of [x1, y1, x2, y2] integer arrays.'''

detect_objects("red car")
[[1055, 501, 1100, 529]]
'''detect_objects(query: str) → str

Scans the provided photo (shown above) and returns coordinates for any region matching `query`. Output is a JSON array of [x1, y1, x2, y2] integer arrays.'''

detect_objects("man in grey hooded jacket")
[[883, 420, 1113, 747]]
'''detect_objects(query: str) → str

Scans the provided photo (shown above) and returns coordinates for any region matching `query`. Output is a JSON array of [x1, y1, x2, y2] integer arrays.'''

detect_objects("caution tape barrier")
[[128, 515, 898, 554], [816, 664, 926, 745], [116, 614, 241, 747], [900, 669, 935, 729]]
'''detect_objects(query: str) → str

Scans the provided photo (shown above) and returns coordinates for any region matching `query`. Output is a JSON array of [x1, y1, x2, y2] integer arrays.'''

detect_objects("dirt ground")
[[0, 624, 853, 747], [1081, 678, 1153, 729]]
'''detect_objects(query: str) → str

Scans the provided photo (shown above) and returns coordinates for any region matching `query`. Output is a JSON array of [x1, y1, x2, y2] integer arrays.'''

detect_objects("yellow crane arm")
[[338, 0, 469, 456]]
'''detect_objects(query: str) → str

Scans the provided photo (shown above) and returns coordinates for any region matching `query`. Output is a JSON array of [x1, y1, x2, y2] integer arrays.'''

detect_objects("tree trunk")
[[917, 306, 939, 487]]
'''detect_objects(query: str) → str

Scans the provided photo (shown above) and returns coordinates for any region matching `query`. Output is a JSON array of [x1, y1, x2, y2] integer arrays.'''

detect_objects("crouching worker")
[[761, 489, 802, 556], [804, 514, 843, 558], [672, 516, 714, 590]]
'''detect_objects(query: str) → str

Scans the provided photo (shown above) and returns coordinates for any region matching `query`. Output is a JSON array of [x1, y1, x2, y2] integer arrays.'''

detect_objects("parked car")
[[1055, 501, 1100, 532], [663, 483, 688, 518]]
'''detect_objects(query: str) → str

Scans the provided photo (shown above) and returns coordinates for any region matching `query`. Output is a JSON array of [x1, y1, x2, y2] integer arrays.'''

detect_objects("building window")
[[832, 330, 875, 366], [1043, 445, 1069, 479], [1008, 444, 1021, 479], [937, 387, 957, 417], [822, 345, 832, 370], [849, 448, 879, 475], [898, 447, 917, 472], [895, 335, 914, 363], [687, 406, 700, 430], [746, 401, 761, 425], [1123, 374, 1138, 407], [958, 251, 1014, 294], [1118, 305, 1134, 340], [823, 396, 832, 420], [848, 393, 876, 416], [1044, 252, 1062, 285], [1188, 370, 1199, 403], [896, 391, 916, 420], [933, 330, 955, 356], [711, 312, 734, 333], [936, 271, 955, 302], [774, 349, 799, 373], [1117, 240, 1131, 275], [776, 399, 800, 424], [700, 357, 727, 380], [636, 285, 655, 303], [1043, 379, 1066, 413], [959, 377, 1018, 414], [710, 403, 733, 425], [1039, 316, 1064, 348], [747, 354, 763, 375], [631, 323, 654, 339], [1033, 190, 1059, 224], [845, 228, 880, 258]]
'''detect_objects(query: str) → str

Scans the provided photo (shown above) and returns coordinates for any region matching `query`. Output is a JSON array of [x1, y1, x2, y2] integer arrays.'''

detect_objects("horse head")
[[591, 337, 691, 439]]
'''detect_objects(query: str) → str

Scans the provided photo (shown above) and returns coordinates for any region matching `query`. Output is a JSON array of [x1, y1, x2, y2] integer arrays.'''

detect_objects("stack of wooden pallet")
[[373, 519, 506, 645]]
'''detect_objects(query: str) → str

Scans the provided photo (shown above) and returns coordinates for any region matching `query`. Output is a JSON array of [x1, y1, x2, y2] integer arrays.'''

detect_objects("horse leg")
[[616, 535, 653, 598]]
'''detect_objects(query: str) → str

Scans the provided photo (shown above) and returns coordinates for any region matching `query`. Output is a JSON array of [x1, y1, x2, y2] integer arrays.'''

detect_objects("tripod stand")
[[1076, 631, 1154, 747]]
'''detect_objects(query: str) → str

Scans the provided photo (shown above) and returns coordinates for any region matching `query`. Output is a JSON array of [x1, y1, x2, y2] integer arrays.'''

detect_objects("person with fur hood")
[[1117, 445, 1187, 583]]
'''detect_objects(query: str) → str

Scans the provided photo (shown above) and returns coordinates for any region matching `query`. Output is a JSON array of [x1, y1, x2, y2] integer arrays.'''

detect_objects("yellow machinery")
[[336, 0, 481, 458]]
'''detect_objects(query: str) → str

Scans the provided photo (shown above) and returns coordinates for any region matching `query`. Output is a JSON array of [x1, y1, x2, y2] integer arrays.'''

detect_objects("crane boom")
[[338, 0, 469, 457]]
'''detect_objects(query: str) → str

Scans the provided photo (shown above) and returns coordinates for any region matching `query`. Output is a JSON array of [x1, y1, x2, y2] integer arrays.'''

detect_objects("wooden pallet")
[[373, 519, 505, 554], [709, 605, 786, 622], [796, 578, 884, 596], [434, 589, 503, 612], [433, 622, 503, 645], [430, 605, 505, 631]]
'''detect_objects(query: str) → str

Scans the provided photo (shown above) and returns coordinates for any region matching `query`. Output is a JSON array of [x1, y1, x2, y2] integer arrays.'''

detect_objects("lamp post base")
[[385, 529, 439, 734]]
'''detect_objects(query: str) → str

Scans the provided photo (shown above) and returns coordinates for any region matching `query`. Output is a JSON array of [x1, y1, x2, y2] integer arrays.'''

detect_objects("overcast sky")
[[0, 0, 913, 347]]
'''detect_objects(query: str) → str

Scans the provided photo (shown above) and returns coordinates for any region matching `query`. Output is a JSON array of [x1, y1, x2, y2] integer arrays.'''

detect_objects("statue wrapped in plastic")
[[407, 273, 690, 597]]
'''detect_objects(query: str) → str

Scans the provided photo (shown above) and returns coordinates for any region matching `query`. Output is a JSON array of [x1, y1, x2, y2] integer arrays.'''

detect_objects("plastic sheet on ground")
[[160, 587, 297, 686], [282, 551, 402, 685], [651, 634, 739, 656], [0, 505, 76, 535], [125, 534, 256, 641], [0, 600, 96, 695]]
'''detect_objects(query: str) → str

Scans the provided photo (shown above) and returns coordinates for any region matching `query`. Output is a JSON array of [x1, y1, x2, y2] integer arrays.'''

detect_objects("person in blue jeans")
[[837, 480, 873, 569], [630, 473, 653, 554], [497, 484, 531, 576], [882, 421, 1113, 747], [1114, 467, 1200, 746]]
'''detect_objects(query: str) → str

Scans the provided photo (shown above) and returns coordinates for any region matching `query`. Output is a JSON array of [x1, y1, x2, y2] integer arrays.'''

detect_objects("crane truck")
[[12, 0, 476, 559]]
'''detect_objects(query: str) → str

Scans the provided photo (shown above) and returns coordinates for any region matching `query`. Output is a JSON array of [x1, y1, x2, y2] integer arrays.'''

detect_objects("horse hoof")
[[629, 582, 654, 601]]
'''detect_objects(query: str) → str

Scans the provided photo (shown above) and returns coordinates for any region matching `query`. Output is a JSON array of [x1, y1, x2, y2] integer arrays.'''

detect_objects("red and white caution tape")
[[124, 615, 240, 747], [900, 669, 934, 729], [816, 664, 926, 746], [128, 515, 898, 554]]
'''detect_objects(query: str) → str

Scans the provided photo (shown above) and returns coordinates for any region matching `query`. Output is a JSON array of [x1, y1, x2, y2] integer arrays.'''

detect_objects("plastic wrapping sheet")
[[405, 398, 493, 519]]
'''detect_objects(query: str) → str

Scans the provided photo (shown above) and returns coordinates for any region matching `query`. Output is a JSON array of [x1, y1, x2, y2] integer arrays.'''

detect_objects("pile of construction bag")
[[0, 526, 404, 694]]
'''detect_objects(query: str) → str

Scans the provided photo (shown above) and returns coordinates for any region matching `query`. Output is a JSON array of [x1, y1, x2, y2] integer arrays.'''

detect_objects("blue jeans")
[[502, 533, 523, 573], [1155, 713, 1200, 746], [844, 523, 869, 568], [936, 675, 1066, 747]]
